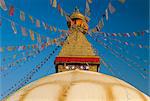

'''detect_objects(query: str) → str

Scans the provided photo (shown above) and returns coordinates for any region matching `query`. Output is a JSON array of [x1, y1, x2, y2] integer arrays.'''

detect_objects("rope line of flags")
[[94, 33, 149, 49], [0, 45, 61, 98], [90, 34, 148, 79], [0, 1, 65, 34], [95, 35, 149, 74]]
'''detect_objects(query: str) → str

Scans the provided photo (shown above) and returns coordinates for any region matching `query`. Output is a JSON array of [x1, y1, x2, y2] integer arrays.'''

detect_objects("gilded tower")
[[54, 8, 100, 72]]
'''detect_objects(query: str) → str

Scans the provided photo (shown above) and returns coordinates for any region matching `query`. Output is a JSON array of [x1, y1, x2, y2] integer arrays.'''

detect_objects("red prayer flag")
[[9, 5, 14, 16], [141, 32, 144, 36], [36, 19, 40, 27], [57, 3, 61, 12]]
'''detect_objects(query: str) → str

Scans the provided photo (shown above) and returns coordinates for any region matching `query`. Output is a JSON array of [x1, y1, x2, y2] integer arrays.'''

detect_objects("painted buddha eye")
[[86, 66, 89, 69], [65, 66, 69, 69], [80, 66, 84, 69], [71, 66, 75, 70]]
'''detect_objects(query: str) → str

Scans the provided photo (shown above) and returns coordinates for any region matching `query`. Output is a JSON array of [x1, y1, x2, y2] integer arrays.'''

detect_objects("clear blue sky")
[[0, 0, 149, 100]]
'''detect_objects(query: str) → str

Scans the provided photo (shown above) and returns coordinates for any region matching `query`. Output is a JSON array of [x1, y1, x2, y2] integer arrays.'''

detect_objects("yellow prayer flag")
[[29, 15, 34, 23], [118, 0, 126, 4], [13, 54, 17, 59], [53, 26, 57, 32], [52, 0, 57, 8], [29, 30, 35, 41]]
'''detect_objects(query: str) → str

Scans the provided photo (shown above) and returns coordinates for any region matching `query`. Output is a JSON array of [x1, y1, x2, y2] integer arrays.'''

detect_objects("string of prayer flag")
[[97, 30, 149, 38], [1, 2, 66, 33], [1, 45, 61, 98], [91, 35, 148, 79], [96, 32, 149, 49]]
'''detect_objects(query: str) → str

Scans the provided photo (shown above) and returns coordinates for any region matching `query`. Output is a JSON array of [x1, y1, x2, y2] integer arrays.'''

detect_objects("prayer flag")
[[52, 0, 57, 8], [36, 33, 41, 43], [42, 21, 47, 30], [126, 33, 130, 37], [0, 47, 4, 52], [145, 30, 150, 33], [50, 0, 53, 5], [0, 0, 7, 11], [65, 15, 72, 22], [141, 31, 144, 36], [108, 2, 116, 14], [36, 19, 40, 27], [11, 21, 17, 34], [139, 44, 142, 48], [20, 11, 25, 21], [133, 32, 137, 36], [85, 0, 90, 16], [46, 37, 50, 43], [29, 30, 35, 41], [9, 5, 14, 16], [7, 46, 13, 51], [112, 33, 117, 36], [57, 3, 61, 12], [87, 0, 92, 3], [118, 0, 126, 4], [60, 8, 64, 16], [53, 26, 57, 32], [21, 27, 28, 36], [29, 15, 34, 23], [96, 26, 100, 32], [125, 42, 128, 45], [105, 9, 108, 21], [50, 26, 53, 31], [118, 33, 122, 37], [98, 18, 104, 30], [13, 54, 16, 59], [18, 46, 24, 51]]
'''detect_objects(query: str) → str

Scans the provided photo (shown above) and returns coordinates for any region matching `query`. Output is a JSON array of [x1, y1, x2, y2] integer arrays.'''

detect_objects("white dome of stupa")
[[4, 70, 149, 101]]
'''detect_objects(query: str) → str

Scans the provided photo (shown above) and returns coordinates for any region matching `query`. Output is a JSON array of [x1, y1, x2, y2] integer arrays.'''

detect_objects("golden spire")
[[54, 8, 100, 73]]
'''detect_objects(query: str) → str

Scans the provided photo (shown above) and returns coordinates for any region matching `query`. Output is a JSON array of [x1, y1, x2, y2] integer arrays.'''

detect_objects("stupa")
[[3, 8, 149, 101], [54, 8, 100, 73]]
